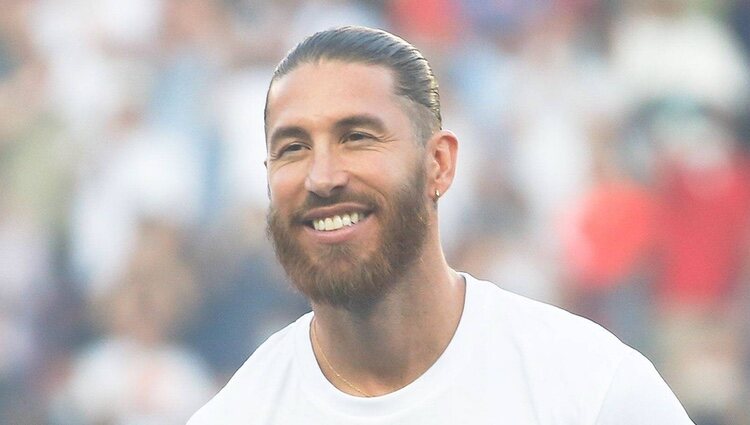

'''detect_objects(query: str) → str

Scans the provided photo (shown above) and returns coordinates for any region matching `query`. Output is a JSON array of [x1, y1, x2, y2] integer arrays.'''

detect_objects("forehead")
[[266, 61, 407, 135]]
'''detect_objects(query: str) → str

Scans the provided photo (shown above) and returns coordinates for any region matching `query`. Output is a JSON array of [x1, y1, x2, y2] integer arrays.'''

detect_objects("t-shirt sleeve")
[[594, 350, 695, 425]]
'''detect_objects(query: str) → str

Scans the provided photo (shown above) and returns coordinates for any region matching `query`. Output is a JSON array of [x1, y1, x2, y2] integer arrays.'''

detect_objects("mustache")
[[288, 191, 379, 223]]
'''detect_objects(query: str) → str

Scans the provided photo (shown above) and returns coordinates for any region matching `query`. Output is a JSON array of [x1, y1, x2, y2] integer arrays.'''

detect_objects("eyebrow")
[[267, 114, 387, 150], [268, 126, 310, 151], [332, 114, 386, 134]]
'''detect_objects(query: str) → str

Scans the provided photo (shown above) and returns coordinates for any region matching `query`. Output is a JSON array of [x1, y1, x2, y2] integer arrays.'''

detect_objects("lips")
[[292, 200, 373, 242]]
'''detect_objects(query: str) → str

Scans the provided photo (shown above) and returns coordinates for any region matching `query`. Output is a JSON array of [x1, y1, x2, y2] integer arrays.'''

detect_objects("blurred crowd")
[[2, 0, 750, 423]]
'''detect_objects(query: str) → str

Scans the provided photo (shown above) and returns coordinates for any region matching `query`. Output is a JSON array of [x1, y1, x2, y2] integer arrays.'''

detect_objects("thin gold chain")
[[311, 317, 373, 398]]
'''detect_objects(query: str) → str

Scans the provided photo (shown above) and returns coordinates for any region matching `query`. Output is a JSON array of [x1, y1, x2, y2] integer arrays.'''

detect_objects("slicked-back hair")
[[264, 26, 442, 144]]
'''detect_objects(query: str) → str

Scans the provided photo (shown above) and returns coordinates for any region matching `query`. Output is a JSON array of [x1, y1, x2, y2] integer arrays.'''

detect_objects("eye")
[[275, 142, 307, 158], [343, 132, 372, 143]]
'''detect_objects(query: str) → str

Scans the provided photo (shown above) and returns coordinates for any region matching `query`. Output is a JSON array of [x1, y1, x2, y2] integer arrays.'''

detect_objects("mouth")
[[306, 211, 370, 232]]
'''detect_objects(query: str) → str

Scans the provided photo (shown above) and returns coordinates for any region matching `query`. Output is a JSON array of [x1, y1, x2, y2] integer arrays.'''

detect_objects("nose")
[[304, 148, 349, 198]]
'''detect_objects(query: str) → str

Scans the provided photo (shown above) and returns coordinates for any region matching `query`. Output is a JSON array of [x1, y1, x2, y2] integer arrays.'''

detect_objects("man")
[[189, 26, 693, 424]]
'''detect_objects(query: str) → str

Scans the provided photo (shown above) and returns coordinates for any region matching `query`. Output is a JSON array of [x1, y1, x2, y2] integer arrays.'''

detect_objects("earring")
[[434, 189, 441, 200]]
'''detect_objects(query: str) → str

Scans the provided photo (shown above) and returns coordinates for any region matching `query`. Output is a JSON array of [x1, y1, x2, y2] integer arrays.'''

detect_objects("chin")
[[293, 255, 394, 308]]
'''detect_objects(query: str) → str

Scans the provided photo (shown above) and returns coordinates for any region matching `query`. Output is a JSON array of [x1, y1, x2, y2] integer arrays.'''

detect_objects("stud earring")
[[434, 189, 441, 200]]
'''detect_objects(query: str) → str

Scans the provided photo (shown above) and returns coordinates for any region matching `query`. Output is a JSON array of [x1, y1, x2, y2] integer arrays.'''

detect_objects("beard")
[[267, 166, 430, 310]]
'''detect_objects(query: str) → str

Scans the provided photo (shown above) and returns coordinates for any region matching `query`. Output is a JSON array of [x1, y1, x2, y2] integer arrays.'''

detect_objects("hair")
[[264, 26, 441, 144]]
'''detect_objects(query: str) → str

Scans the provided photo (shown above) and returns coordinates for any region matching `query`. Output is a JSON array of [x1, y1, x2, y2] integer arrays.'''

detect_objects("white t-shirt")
[[188, 274, 694, 424]]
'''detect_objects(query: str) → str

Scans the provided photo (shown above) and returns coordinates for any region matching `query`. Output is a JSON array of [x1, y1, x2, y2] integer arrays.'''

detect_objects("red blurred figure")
[[564, 180, 658, 288], [387, 0, 462, 45], [653, 113, 750, 311]]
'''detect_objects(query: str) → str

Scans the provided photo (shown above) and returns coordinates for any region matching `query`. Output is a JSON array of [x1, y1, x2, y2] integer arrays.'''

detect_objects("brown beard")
[[267, 166, 429, 310]]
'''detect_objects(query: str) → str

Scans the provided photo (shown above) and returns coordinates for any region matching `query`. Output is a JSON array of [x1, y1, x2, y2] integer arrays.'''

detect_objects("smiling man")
[[188, 26, 693, 424]]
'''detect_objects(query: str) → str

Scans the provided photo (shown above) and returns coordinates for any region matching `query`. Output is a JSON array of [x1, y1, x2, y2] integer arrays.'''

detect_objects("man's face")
[[265, 61, 431, 308]]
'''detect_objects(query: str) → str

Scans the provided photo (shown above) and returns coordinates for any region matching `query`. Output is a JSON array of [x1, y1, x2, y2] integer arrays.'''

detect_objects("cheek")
[[268, 166, 306, 206], [361, 157, 418, 189], [350, 151, 406, 178]]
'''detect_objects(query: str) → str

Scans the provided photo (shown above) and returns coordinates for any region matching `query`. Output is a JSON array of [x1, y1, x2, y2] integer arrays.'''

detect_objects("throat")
[[310, 273, 466, 397]]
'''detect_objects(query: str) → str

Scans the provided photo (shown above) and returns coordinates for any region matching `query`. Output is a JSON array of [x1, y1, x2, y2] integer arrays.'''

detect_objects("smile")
[[310, 212, 367, 231]]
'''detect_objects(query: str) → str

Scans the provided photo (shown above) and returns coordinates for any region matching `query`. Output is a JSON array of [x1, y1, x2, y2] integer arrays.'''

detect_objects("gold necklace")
[[311, 317, 373, 398]]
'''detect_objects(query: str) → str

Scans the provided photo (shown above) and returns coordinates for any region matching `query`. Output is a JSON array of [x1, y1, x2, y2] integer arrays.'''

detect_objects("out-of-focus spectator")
[[51, 219, 214, 424], [0, 189, 53, 425], [611, 0, 750, 112], [506, 2, 619, 252], [460, 0, 551, 39], [729, 0, 750, 59], [560, 137, 659, 352], [387, 0, 462, 46], [186, 206, 309, 382], [288, 0, 384, 50], [69, 103, 204, 297], [648, 100, 750, 310], [213, 66, 274, 212], [649, 98, 750, 424]]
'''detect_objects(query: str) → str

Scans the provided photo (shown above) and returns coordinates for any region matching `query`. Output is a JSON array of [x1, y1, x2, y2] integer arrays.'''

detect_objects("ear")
[[425, 130, 458, 202], [264, 159, 271, 200]]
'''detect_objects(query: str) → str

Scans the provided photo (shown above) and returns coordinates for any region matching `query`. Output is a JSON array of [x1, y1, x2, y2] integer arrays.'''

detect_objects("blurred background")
[[1, 0, 750, 423]]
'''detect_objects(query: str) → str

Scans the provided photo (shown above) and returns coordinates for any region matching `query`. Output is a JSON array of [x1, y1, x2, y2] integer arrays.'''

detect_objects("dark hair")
[[264, 26, 441, 143]]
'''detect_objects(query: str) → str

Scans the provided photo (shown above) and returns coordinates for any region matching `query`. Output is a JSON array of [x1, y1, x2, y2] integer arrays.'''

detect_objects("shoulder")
[[464, 275, 691, 423], [594, 350, 694, 424], [187, 312, 312, 425], [468, 275, 626, 356], [464, 275, 635, 418]]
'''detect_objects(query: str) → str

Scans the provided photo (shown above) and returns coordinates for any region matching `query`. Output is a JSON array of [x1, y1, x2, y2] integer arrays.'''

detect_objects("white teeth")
[[312, 212, 364, 231], [333, 215, 343, 229]]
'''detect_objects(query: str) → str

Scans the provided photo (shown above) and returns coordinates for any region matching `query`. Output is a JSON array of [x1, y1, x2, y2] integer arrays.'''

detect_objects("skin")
[[265, 60, 465, 396]]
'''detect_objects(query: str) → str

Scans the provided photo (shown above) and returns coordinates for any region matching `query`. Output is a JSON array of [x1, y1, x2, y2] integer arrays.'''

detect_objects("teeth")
[[312, 213, 364, 231]]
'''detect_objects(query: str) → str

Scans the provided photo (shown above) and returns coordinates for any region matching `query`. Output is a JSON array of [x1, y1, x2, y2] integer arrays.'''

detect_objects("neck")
[[309, 242, 466, 397]]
